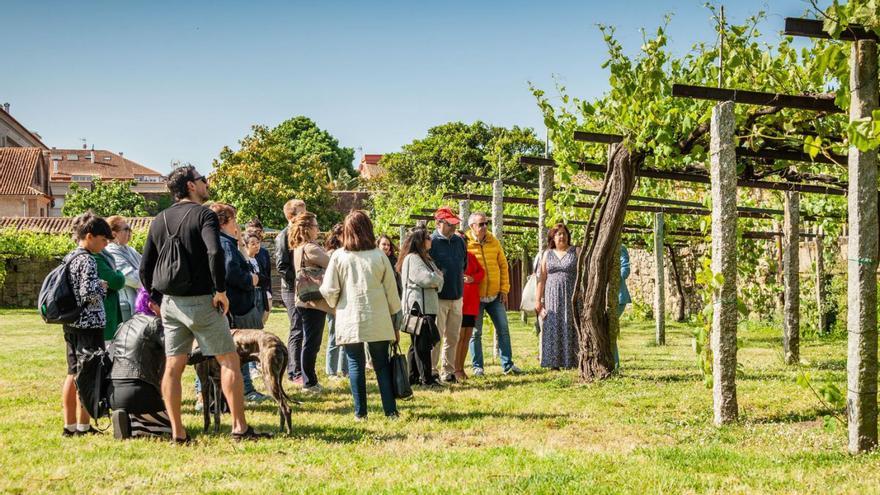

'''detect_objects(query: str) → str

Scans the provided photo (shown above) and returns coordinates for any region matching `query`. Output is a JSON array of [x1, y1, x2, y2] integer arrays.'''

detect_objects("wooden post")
[[782, 191, 800, 365], [815, 226, 827, 334], [847, 39, 879, 454], [459, 200, 471, 233], [538, 166, 554, 252], [654, 212, 666, 345], [710, 101, 738, 425], [521, 249, 530, 323], [492, 179, 504, 244]]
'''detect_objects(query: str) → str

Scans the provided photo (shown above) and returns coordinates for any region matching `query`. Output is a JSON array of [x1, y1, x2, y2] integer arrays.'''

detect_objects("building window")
[[51, 154, 62, 160], [67, 154, 79, 160], [72, 175, 96, 182], [136, 175, 163, 183]]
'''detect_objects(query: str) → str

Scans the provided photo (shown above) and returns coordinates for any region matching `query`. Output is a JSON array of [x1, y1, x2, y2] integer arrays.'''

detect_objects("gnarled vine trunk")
[[573, 145, 642, 381]]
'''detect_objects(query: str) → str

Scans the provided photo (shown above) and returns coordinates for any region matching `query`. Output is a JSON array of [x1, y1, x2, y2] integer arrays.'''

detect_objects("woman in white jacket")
[[319, 211, 402, 420], [105, 216, 142, 322], [397, 227, 444, 387]]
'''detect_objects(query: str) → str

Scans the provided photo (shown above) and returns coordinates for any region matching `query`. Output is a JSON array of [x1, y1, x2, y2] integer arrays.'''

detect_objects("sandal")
[[232, 426, 273, 441]]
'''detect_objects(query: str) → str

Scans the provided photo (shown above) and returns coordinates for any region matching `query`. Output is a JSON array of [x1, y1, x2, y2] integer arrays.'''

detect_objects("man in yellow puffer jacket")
[[464, 212, 522, 376]]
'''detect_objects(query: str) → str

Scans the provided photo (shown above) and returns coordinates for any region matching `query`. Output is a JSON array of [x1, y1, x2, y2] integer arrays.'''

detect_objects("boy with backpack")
[[61, 212, 113, 436]]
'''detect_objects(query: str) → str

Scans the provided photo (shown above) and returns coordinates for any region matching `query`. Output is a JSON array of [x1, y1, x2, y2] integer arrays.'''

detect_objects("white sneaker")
[[503, 365, 523, 375], [302, 384, 324, 394], [473, 367, 485, 377]]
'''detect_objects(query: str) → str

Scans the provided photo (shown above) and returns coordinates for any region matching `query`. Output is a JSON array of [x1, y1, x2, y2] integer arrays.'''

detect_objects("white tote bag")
[[520, 274, 538, 312]]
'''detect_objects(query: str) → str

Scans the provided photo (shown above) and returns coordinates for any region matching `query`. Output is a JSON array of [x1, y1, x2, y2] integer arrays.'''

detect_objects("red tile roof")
[[48, 149, 163, 181], [361, 154, 383, 165], [0, 216, 154, 234], [0, 107, 48, 149], [0, 148, 49, 196]]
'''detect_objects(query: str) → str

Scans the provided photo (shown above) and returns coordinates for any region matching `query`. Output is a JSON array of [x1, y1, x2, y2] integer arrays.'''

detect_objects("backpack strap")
[[164, 206, 196, 239]]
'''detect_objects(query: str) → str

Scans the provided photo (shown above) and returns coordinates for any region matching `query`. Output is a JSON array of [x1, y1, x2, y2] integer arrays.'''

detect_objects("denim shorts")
[[161, 295, 235, 357]]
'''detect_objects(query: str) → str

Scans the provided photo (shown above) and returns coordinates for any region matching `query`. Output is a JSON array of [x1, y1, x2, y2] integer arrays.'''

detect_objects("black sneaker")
[[112, 410, 131, 440], [62, 428, 77, 438], [442, 374, 457, 384]]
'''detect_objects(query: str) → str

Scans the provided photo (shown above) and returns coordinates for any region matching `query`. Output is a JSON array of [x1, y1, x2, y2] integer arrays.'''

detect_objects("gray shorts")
[[161, 295, 235, 357]]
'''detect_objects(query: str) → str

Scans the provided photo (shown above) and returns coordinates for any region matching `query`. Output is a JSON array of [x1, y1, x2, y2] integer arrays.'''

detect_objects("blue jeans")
[[470, 296, 514, 371], [325, 314, 347, 376], [343, 341, 397, 418]]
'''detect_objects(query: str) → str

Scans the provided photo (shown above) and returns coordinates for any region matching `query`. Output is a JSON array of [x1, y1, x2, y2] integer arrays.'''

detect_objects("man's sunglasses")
[[476, 221, 489, 227], [192, 175, 208, 184]]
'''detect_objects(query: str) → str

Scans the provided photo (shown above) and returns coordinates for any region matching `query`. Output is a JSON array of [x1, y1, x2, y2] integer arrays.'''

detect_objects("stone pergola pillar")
[[782, 191, 800, 365], [399, 225, 406, 247], [492, 179, 504, 244], [654, 212, 665, 345], [538, 166, 554, 252], [710, 101, 738, 426], [459, 200, 471, 233], [846, 39, 879, 454]]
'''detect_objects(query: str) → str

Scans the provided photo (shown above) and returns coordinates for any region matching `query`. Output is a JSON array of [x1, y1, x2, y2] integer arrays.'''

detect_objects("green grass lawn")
[[1, 308, 878, 494]]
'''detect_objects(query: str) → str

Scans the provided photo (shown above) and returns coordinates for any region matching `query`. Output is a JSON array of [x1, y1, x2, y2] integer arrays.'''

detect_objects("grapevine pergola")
[[390, 12, 879, 456]]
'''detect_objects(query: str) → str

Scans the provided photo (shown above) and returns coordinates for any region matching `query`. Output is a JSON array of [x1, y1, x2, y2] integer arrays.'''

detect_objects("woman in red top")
[[453, 231, 485, 381]]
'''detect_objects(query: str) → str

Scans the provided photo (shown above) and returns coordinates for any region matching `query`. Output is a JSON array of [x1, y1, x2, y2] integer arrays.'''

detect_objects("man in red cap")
[[429, 207, 469, 383]]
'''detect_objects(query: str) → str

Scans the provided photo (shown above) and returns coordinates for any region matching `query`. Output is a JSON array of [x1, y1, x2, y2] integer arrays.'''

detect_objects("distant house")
[[357, 154, 385, 179], [47, 148, 165, 216], [0, 148, 53, 217], [0, 104, 48, 149]]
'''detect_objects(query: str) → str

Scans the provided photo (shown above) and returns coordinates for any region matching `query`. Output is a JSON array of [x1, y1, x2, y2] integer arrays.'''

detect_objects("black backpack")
[[152, 207, 195, 295], [37, 249, 91, 324], [75, 347, 113, 420]]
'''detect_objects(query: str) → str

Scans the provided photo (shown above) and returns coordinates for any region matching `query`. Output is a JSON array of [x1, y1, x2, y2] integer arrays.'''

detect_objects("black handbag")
[[400, 259, 430, 335], [390, 343, 413, 399]]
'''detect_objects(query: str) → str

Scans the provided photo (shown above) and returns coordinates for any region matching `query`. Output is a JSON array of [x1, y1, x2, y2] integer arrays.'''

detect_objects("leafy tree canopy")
[[377, 121, 545, 191], [210, 116, 351, 229], [61, 179, 153, 217]]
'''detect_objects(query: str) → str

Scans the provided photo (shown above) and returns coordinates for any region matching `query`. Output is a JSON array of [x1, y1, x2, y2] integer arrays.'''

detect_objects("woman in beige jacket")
[[319, 211, 402, 420], [290, 212, 331, 394]]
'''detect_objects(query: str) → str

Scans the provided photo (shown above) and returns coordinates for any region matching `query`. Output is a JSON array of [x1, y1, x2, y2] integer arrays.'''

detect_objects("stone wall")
[[0, 257, 58, 308], [625, 246, 706, 319]]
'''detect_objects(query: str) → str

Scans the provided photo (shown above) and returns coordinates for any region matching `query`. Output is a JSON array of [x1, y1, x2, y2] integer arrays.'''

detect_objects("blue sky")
[[3, 0, 813, 174]]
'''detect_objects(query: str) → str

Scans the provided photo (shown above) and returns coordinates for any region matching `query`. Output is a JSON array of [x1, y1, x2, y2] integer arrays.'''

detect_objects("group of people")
[[58, 163, 633, 442]]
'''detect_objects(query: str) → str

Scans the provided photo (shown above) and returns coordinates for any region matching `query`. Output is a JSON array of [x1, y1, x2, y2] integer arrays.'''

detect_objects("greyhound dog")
[[192, 329, 294, 434]]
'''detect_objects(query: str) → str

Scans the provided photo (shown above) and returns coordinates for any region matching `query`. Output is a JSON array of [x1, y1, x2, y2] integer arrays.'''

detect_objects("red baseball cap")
[[434, 207, 461, 225]]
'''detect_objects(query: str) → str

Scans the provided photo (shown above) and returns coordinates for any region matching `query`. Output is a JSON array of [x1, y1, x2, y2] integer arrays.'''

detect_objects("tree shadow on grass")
[[745, 409, 837, 426], [414, 410, 570, 423], [286, 423, 407, 443]]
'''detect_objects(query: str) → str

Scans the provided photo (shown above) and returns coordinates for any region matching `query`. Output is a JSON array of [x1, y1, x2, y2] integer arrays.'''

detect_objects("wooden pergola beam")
[[573, 131, 624, 144], [461, 174, 704, 208], [737, 147, 847, 165], [784, 17, 878, 42], [519, 156, 848, 196], [672, 83, 843, 113], [442, 192, 799, 220]]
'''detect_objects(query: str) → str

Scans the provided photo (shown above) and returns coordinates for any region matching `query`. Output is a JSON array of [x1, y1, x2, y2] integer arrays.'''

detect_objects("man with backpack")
[[140, 165, 269, 442], [60, 212, 113, 437]]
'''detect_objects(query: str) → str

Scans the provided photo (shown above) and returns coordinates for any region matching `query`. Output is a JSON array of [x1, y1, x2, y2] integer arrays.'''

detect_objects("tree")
[[533, 10, 848, 381], [210, 117, 352, 228], [378, 121, 545, 191], [61, 179, 153, 217]]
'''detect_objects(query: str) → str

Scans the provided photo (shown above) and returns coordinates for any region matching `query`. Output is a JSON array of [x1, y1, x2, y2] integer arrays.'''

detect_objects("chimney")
[[82, 143, 87, 150], [2, 103, 9, 113], [118, 151, 123, 157], [89, 152, 95, 163]]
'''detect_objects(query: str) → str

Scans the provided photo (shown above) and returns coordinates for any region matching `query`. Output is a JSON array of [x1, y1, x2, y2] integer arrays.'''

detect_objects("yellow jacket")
[[466, 230, 510, 297]]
